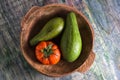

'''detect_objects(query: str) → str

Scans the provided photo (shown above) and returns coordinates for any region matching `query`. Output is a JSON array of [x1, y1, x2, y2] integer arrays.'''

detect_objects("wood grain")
[[77, 51, 95, 73]]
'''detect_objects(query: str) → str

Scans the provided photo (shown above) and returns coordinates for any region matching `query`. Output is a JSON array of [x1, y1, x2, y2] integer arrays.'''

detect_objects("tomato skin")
[[35, 41, 61, 65]]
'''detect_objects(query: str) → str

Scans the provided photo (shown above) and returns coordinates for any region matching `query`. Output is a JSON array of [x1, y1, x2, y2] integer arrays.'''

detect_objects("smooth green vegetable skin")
[[60, 12, 82, 62], [30, 17, 64, 46]]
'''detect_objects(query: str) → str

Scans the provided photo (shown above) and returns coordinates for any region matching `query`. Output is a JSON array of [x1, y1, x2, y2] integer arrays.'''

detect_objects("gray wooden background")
[[0, 0, 120, 80]]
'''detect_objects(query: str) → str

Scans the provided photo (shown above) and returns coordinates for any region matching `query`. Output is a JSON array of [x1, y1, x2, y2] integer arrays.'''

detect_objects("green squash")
[[30, 17, 64, 46], [60, 12, 82, 62]]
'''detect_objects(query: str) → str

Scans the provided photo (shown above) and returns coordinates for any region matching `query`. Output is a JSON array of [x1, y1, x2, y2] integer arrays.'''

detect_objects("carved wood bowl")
[[20, 4, 95, 77]]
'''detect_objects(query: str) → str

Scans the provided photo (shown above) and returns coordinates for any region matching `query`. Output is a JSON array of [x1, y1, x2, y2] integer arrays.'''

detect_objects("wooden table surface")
[[0, 0, 120, 80]]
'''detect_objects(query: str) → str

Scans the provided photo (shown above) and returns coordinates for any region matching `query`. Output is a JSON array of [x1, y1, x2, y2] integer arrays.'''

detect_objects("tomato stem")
[[41, 44, 53, 57]]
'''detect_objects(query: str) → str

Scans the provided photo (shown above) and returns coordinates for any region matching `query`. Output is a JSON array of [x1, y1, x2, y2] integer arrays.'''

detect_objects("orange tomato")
[[35, 41, 61, 65]]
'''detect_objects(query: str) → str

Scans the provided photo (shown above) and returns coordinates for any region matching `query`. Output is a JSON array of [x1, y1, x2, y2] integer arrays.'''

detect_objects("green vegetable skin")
[[30, 17, 64, 46], [60, 12, 82, 62]]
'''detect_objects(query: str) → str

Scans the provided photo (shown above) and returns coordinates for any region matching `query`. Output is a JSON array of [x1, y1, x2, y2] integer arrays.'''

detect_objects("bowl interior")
[[21, 4, 93, 76]]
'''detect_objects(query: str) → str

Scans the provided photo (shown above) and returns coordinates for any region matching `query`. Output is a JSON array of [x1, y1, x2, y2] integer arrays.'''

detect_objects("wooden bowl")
[[20, 4, 95, 77]]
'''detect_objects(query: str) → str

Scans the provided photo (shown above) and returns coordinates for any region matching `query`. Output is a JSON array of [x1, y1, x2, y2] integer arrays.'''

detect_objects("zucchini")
[[30, 17, 64, 46], [60, 12, 82, 62]]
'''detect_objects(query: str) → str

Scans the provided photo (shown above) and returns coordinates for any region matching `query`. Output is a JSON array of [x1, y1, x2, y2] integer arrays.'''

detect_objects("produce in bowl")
[[61, 12, 82, 62], [35, 41, 61, 65], [30, 12, 82, 64], [30, 17, 64, 46]]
